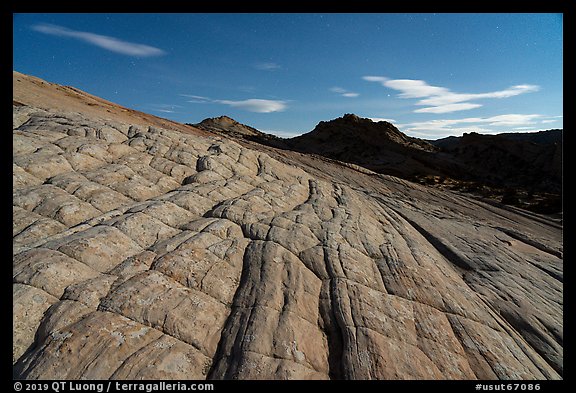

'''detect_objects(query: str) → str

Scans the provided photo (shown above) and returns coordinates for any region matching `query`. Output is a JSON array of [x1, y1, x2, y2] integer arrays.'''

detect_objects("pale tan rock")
[[108, 251, 158, 282], [63, 275, 119, 308], [13, 207, 68, 248], [13, 248, 102, 298], [14, 184, 102, 227], [110, 335, 212, 380], [13, 152, 72, 182], [48, 225, 143, 273], [99, 271, 229, 357], [14, 311, 166, 379], [126, 200, 197, 228], [106, 212, 181, 248], [62, 151, 107, 171], [13, 284, 58, 363], [152, 230, 248, 304], [13, 164, 43, 188]]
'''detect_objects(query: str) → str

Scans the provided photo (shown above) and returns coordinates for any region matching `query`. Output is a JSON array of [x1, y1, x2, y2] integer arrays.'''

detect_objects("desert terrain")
[[13, 71, 562, 380]]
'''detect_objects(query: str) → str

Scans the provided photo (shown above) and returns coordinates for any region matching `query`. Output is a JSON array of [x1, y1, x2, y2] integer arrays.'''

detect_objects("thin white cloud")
[[262, 129, 303, 138], [406, 128, 495, 140], [330, 87, 359, 98], [32, 23, 166, 57], [180, 94, 210, 100], [368, 117, 397, 123], [379, 78, 450, 98], [254, 62, 281, 71], [363, 76, 539, 113], [417, 84, 540, 106], [362, 76, 389, 84], [215, 99, 287, 113], [147, 103, 182, 114], [180, 94, 212, 104], [414, 103, 482, 114], [397, 113, 550, 139], [538, 115, 563, 126], [182, 94, 288, 113], [485, 114, 543, 127]]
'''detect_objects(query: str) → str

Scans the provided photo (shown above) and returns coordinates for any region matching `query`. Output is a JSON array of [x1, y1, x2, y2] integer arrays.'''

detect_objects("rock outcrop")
[[430, 131, 562, 194], [13, 72, 563, 380], [286, 115, 562, 195], [193, 116, 288, 149], [286, 114, 441, 180], [194, 116, 265, 137]]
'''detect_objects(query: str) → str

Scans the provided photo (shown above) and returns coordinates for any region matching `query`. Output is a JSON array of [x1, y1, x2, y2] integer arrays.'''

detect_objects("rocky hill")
[[286, 114, 442, 180], [431, 129, 562, 149], [194, 115, 264, 137], [288, 115, 561, 194], [13, 72, 563, 380], [430, 131, 561, 192], [192, 116, 288, 149]]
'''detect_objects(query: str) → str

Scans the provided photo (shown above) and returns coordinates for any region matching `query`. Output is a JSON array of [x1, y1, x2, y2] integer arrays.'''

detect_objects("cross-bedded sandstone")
[[12, 96, 562, 380]]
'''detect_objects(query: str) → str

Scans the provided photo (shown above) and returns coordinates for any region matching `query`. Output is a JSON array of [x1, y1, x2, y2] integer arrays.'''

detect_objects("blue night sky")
[[13, 13, 563, 139]]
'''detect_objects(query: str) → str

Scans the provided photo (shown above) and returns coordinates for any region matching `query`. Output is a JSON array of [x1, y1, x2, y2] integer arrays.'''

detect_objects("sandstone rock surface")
[[13, 72, 562, 380]]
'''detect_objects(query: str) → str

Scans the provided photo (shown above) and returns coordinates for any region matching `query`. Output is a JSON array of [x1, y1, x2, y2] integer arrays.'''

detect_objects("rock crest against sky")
[[13, 13, 562, 138]]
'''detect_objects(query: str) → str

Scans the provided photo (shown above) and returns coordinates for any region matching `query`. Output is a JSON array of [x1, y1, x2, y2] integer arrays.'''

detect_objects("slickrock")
[[13, 75, 562, 380]]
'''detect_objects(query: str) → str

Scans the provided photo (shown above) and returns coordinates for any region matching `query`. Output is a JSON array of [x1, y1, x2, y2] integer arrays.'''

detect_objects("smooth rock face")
[[13, 82, 562, 380]]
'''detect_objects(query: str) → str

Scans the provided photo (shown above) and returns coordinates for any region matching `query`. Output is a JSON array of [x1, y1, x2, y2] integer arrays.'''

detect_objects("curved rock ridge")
[[13, 102, 562, 380]]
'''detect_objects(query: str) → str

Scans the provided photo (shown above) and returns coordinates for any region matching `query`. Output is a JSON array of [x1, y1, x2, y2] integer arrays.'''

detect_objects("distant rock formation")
[[13, 72, 562, 380], [192, 116, 288, 149], [286, 115, 562, 194], [195, 115, 264, 137], [285, 114, 440, 180], [430, 131, 562, 194]]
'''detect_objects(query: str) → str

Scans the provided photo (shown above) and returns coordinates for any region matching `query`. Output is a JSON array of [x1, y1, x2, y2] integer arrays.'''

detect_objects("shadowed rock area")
[[13, 72, 562, 380], [286, 114, 562, 195]]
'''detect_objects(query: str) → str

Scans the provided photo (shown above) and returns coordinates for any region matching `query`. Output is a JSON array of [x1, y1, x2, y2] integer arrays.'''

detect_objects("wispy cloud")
[[254, 62, 281, 71], [180, 94, 210, 100], [215, 99, 287, 113], [330, 87, 359, 98], [32, 23, 166, 57], [483, 114, 544, 127], [182, 93, 288, 113], [414, 103, 482, 114], [368, 117, 397, 123], [539, 115, 563, 125], [262, 129, 303, 138], [363, 76, 539, 114], [365, 77, 448, 98], [146, 104, 182, 114], [180, 94, 212, 103], [397, 113, 556, 139]]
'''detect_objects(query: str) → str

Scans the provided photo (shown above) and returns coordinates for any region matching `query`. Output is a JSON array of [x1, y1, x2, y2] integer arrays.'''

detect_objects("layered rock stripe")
[[13, 101, 562, 379]]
